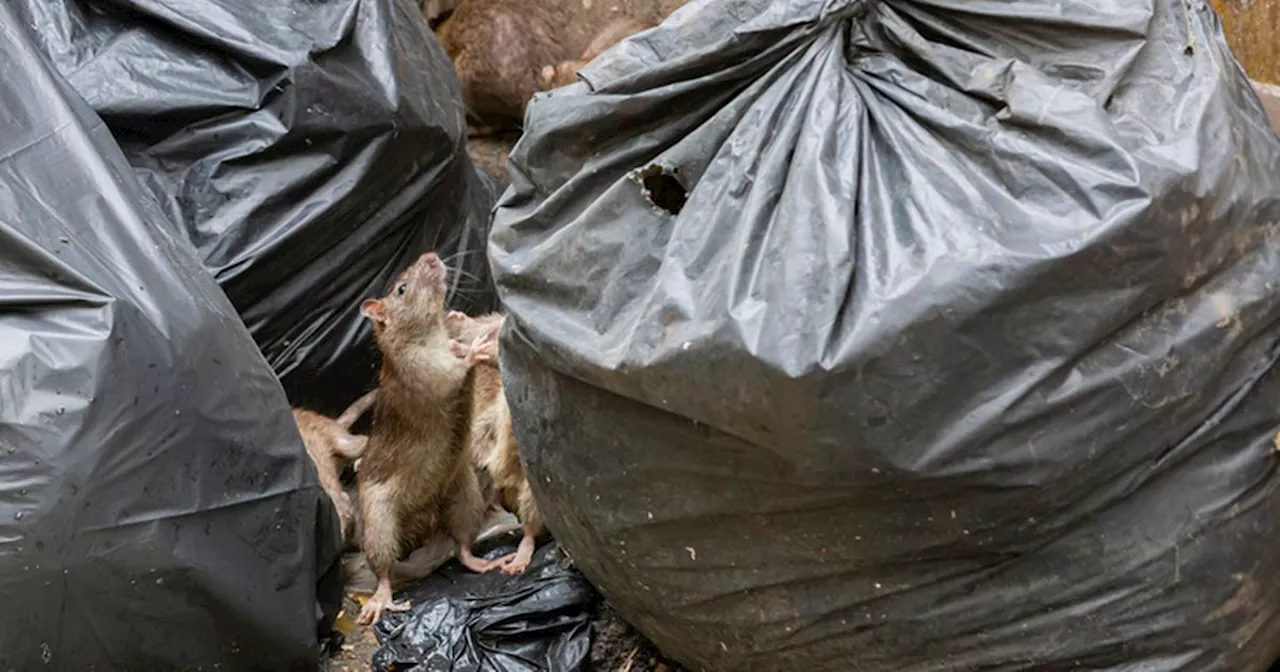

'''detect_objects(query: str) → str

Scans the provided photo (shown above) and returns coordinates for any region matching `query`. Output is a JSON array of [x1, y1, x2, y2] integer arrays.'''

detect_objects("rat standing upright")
[[446, 312, 547, 574], [354, 252, 510, 625]]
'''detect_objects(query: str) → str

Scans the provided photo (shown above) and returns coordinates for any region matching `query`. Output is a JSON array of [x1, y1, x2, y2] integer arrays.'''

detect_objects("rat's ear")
[[360, 299, 387, 324]]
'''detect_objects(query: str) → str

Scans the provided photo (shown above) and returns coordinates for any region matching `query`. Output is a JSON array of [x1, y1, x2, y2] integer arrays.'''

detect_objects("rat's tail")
[[336, 389, 378, 431]]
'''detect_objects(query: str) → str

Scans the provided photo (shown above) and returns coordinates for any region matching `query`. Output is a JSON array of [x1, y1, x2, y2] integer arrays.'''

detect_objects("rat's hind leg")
[[444, 465, 506, 572], [501, 480, 545, 575], [357, 480, 411, 625]]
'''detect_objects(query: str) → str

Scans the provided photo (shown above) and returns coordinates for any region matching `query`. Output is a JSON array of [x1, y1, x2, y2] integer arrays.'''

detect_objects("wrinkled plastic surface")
[[491, 0, 1280, 669], [0, 6, 342, 669], [11, 0, 498, 415], [373, 538, 594, 671]]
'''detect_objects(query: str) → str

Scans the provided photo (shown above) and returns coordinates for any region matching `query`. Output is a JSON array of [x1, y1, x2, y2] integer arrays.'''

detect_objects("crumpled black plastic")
[[0, 6, 341, 669], [373, 538, 595, 672], [11, 0, 499, 416], [489, 0, 1280, 669]]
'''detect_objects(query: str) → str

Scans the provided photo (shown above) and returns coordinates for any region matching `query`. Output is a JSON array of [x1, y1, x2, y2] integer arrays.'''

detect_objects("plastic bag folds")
[[490, 0, 1280, 669], [11, 0, 499, 415], [0, 5, 342, 669]]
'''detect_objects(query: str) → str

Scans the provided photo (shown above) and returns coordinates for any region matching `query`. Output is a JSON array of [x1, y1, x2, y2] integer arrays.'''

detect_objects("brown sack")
[[1253, 80, 1280, 134]]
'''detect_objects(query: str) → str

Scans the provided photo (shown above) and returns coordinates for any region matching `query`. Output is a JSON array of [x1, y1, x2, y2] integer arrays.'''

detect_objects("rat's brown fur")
[[540, 17, 655, 90], [446, 313, 547, 574], [293, 389, 377, 543], [354, 253, 506, 625], [436, 0, 573, 128], [445, 311, 508, 510]]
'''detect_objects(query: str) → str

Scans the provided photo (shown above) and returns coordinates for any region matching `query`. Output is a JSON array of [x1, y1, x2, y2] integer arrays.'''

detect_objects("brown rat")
[[445, 311, 508, 513], [446, 312, 548, 575], [436, 0, 572, 130], [354, 252, 510, 625], [540, 17, 656, 90], [293, 389, 377, 543]]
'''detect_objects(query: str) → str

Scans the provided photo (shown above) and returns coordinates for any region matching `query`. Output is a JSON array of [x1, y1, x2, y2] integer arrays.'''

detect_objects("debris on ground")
[[589, 604, 683, 672]]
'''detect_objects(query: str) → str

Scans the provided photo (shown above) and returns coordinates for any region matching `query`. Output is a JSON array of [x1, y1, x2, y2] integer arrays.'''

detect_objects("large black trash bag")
[[371, 537, 595, 671], [0, 8, 341, 669], [489, 0, 1280, 669], [10, 0, 498, 415]]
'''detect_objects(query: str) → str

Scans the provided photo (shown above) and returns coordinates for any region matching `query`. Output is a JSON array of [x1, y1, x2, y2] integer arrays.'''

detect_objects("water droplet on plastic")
[[14, 512, 23, 520], [56, 408, 65, 416]]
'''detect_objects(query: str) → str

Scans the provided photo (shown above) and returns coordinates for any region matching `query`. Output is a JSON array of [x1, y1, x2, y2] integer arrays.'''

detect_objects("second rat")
[[293, 389, 377, 542], [446, 311, 547, 574]]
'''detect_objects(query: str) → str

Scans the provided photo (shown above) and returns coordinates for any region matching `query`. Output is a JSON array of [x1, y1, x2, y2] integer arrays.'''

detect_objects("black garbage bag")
[[0, 8, 341, 669], [11, 0, 498, 415], [372, 537, 595, 671], [489, 0, 1280, 669]]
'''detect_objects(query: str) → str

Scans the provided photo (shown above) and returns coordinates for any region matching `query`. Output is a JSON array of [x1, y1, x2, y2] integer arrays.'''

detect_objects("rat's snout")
[[411, 251, 448, 294], [401, 251, 445, 289]]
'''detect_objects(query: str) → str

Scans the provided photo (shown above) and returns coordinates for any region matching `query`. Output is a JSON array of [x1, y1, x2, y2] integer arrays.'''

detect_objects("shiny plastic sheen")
[[0, 6, 341, 668], [11, 0, 499, 416], [492, 0, 1280, 669]]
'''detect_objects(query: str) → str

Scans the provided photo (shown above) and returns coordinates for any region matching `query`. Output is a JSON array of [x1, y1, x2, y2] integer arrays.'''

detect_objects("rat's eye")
[[396, 284, 407, 296]]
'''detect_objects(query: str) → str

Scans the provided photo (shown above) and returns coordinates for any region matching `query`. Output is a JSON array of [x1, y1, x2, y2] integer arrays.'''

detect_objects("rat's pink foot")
[[357, 579, 410, 626], [458, 545, 505, 573], [500, 534, 537, 575]]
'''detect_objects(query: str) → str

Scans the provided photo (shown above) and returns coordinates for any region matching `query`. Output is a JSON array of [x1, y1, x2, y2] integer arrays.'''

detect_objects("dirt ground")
[[588, 603, 682, 672]]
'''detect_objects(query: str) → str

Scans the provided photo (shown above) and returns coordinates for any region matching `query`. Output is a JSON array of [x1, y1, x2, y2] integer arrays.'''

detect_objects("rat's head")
[[360, 252, 450, 343]]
